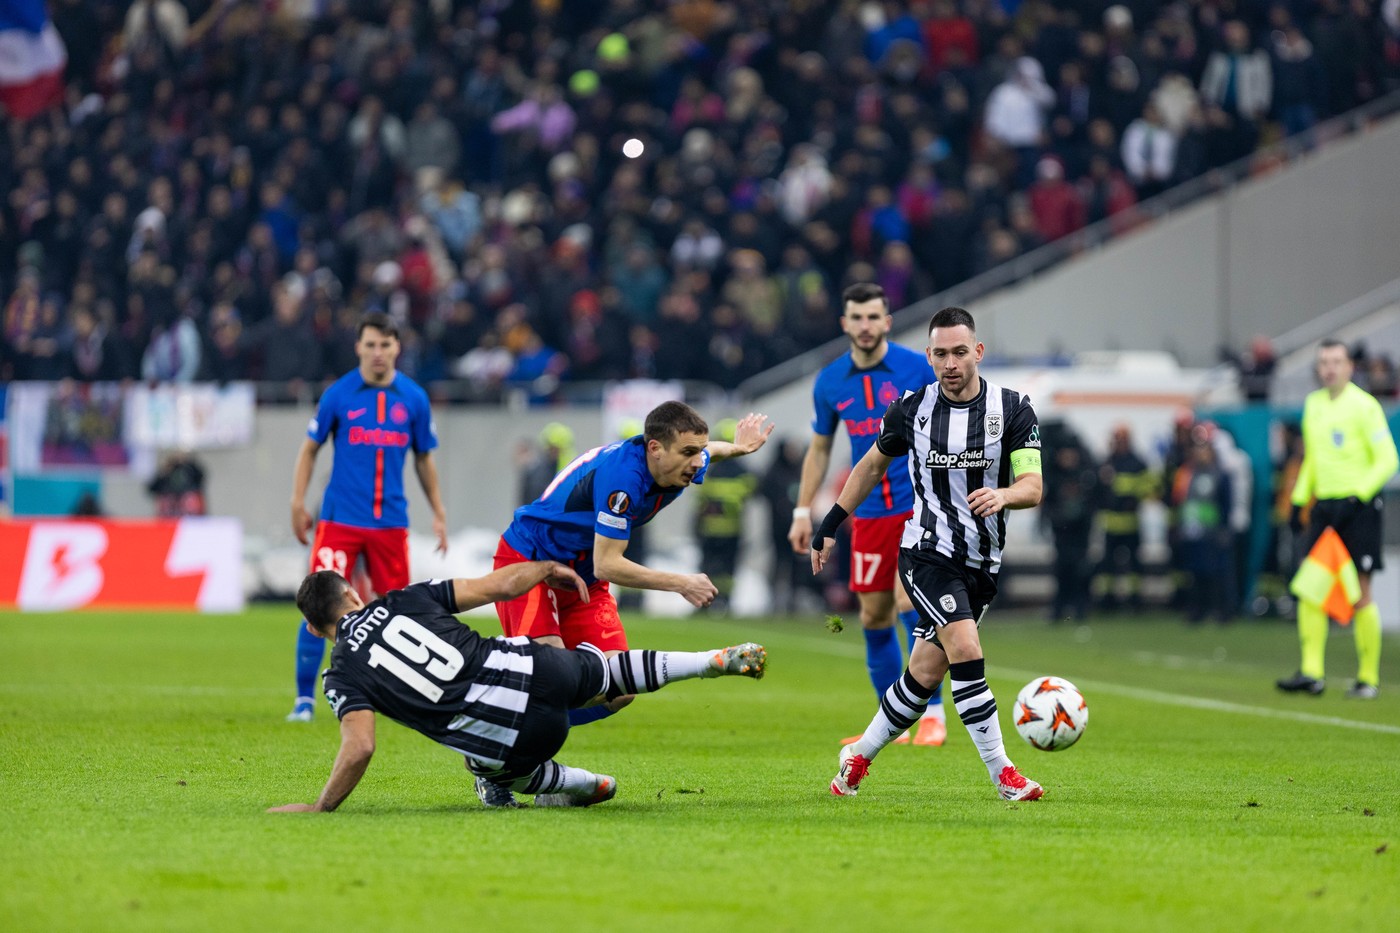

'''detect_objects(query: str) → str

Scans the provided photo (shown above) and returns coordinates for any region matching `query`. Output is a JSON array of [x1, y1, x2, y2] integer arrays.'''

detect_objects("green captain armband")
[[1009, 449, 1042, 477]]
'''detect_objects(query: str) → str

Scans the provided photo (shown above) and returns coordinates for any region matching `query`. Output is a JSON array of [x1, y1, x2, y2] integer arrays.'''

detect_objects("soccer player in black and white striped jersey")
[[268, 563, 766, 813], [811, 307, 1046, 802]]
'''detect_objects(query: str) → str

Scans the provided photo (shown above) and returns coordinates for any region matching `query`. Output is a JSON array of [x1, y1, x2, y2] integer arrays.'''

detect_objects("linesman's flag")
[[0, 0, 67, 120], [1289, 526, 1361, 624]]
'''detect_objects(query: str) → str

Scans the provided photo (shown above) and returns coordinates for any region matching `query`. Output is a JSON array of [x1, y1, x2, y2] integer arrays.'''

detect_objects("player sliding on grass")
[[812, 307, 1045, 802], [268, 565, 766, 813]]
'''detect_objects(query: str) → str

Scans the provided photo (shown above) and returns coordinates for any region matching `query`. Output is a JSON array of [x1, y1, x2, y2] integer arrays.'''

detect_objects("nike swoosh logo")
[[835, 399, 855, 411], [348, 408, 367, 419]]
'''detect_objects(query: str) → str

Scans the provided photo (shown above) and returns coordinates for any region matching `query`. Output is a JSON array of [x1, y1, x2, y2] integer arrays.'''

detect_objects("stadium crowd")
[[3, 0, 1399, 394]]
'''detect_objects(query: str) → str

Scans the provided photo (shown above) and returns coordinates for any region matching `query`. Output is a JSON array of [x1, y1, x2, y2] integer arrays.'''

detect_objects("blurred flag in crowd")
[[0, 0, 67, 120]]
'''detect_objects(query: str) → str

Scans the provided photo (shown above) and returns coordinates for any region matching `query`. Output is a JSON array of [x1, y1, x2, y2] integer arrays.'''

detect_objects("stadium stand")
[[2, 0, 1399, 398]]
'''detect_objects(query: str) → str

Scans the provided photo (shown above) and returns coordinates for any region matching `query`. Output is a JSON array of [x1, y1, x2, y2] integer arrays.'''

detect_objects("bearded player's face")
[[356, 326, 400, 383], [841, 299, 890, 355]]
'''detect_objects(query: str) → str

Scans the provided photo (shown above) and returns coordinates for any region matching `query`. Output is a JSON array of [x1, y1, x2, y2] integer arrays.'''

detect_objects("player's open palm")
[[733, 413, 775, 454], [678, 573, 719, 608]]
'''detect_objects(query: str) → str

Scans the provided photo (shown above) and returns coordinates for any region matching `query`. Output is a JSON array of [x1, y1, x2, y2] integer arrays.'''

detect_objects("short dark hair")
[[645, 400, 709, 447], [1318, 338, 1350, 360], [842, 282, 888, 311], [296, 570, 353, 635], [358, 312, 398, 341], [928, 306, 976, 336]]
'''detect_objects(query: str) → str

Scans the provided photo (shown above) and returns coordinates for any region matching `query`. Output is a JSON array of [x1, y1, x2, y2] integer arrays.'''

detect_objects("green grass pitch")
[[2, 605, 1397, 932]]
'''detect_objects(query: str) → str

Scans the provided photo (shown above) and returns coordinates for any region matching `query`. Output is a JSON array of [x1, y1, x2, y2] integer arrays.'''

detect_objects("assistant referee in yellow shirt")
[[1278, 339, 1399, 699]]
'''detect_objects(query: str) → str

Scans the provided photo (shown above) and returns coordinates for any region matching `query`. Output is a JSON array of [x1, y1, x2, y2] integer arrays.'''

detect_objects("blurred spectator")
[[1094, 424, 1160, 611], [1171, 430, 1234, 623], [1078, 154, 1139, 231], [1270, 24, 1326, 138], [1199, 20, 1273, 165], [141, 304, 201, 383], [1046, 443, 1100, 622], [1365, 353, 1400, 399], [147, 451, 207, 517], [1027, 156, 1086, 242], [1226, 335, 1278, 402], [66, 304, 136, 382], [517, 422, 576, 506], [199, 301, 249, 383], [250, 279, 320, 385], [984, 57, 1055, 184], [1121, 102, 1177, 198], [759, 436, 821, 615]]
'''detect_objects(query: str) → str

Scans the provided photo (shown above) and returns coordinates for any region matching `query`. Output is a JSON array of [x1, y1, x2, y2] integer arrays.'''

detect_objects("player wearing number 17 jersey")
[[788, 283, 946, 746], [285, 312, 449, 722], [813, 306, 1044, 802]]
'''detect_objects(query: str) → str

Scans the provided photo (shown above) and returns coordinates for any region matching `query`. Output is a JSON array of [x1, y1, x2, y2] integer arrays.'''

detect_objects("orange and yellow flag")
[[1289, 526, 1362, 624]]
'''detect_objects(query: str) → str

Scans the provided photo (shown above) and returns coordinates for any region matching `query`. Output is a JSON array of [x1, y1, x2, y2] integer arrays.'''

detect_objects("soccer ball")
[[1013, 676, 1088, 751]]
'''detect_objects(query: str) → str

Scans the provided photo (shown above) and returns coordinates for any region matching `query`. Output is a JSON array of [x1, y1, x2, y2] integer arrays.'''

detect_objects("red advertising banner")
[[0, 518, 244, 611]]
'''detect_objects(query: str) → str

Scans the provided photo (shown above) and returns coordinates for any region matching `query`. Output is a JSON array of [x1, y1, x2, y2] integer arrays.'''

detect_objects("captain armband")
[[1009, 448, 1042, 477]]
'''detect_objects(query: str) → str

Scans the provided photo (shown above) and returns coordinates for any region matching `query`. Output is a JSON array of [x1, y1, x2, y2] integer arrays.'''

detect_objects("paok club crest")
[[985, 411, 1002, 440]]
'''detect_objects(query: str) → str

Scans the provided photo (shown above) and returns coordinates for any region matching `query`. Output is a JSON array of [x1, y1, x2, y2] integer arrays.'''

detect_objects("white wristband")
[[792, 507, 811, 520]]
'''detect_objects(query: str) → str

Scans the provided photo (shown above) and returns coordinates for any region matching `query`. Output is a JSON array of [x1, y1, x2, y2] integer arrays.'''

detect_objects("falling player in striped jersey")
[[269, 565, 766, 813], [286, 312, 449, 722], [788, 282, 947, 747], [812, 307, 1046, 802]]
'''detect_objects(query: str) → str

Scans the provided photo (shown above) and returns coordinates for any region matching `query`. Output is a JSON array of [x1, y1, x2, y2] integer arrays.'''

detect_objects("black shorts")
[[478, 644, 607, 781], [899, 549, 1000, 647], [1306, 497, 1384, 574]]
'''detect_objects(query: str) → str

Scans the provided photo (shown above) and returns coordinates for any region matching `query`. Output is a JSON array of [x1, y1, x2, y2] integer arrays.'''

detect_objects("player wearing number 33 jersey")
[[286, 313, 448, 723]]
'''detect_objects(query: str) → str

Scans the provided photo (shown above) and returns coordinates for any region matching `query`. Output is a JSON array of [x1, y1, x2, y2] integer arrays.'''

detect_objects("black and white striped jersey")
[[321, 581, 536, 769], [875, 377, 1040, 574]]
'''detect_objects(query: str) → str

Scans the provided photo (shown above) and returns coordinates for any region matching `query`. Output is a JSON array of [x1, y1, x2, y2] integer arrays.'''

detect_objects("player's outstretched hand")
[[967, 486, 1008, 517], [544, 562, 590, 603], [810, 537, 834, 574], [678, 573, 719, 608], [267, 803, 317, 813], [433, 515, 449, 555], [732, 412, 775, 454], [291, 504, 314, 545]]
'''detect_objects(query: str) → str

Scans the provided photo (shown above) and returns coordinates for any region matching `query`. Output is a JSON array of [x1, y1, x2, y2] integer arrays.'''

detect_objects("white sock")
[[608, 649, 717, 695], [949, 659, 1013, 781], [852, 670, 933, 759], [515, 761, 601, 795]]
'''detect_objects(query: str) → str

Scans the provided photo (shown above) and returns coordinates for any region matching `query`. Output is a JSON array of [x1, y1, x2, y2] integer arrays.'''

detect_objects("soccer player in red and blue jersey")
[[788, 283, 946, 746], [494, 402, 771, 719], [285, 312, 448, 722]]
